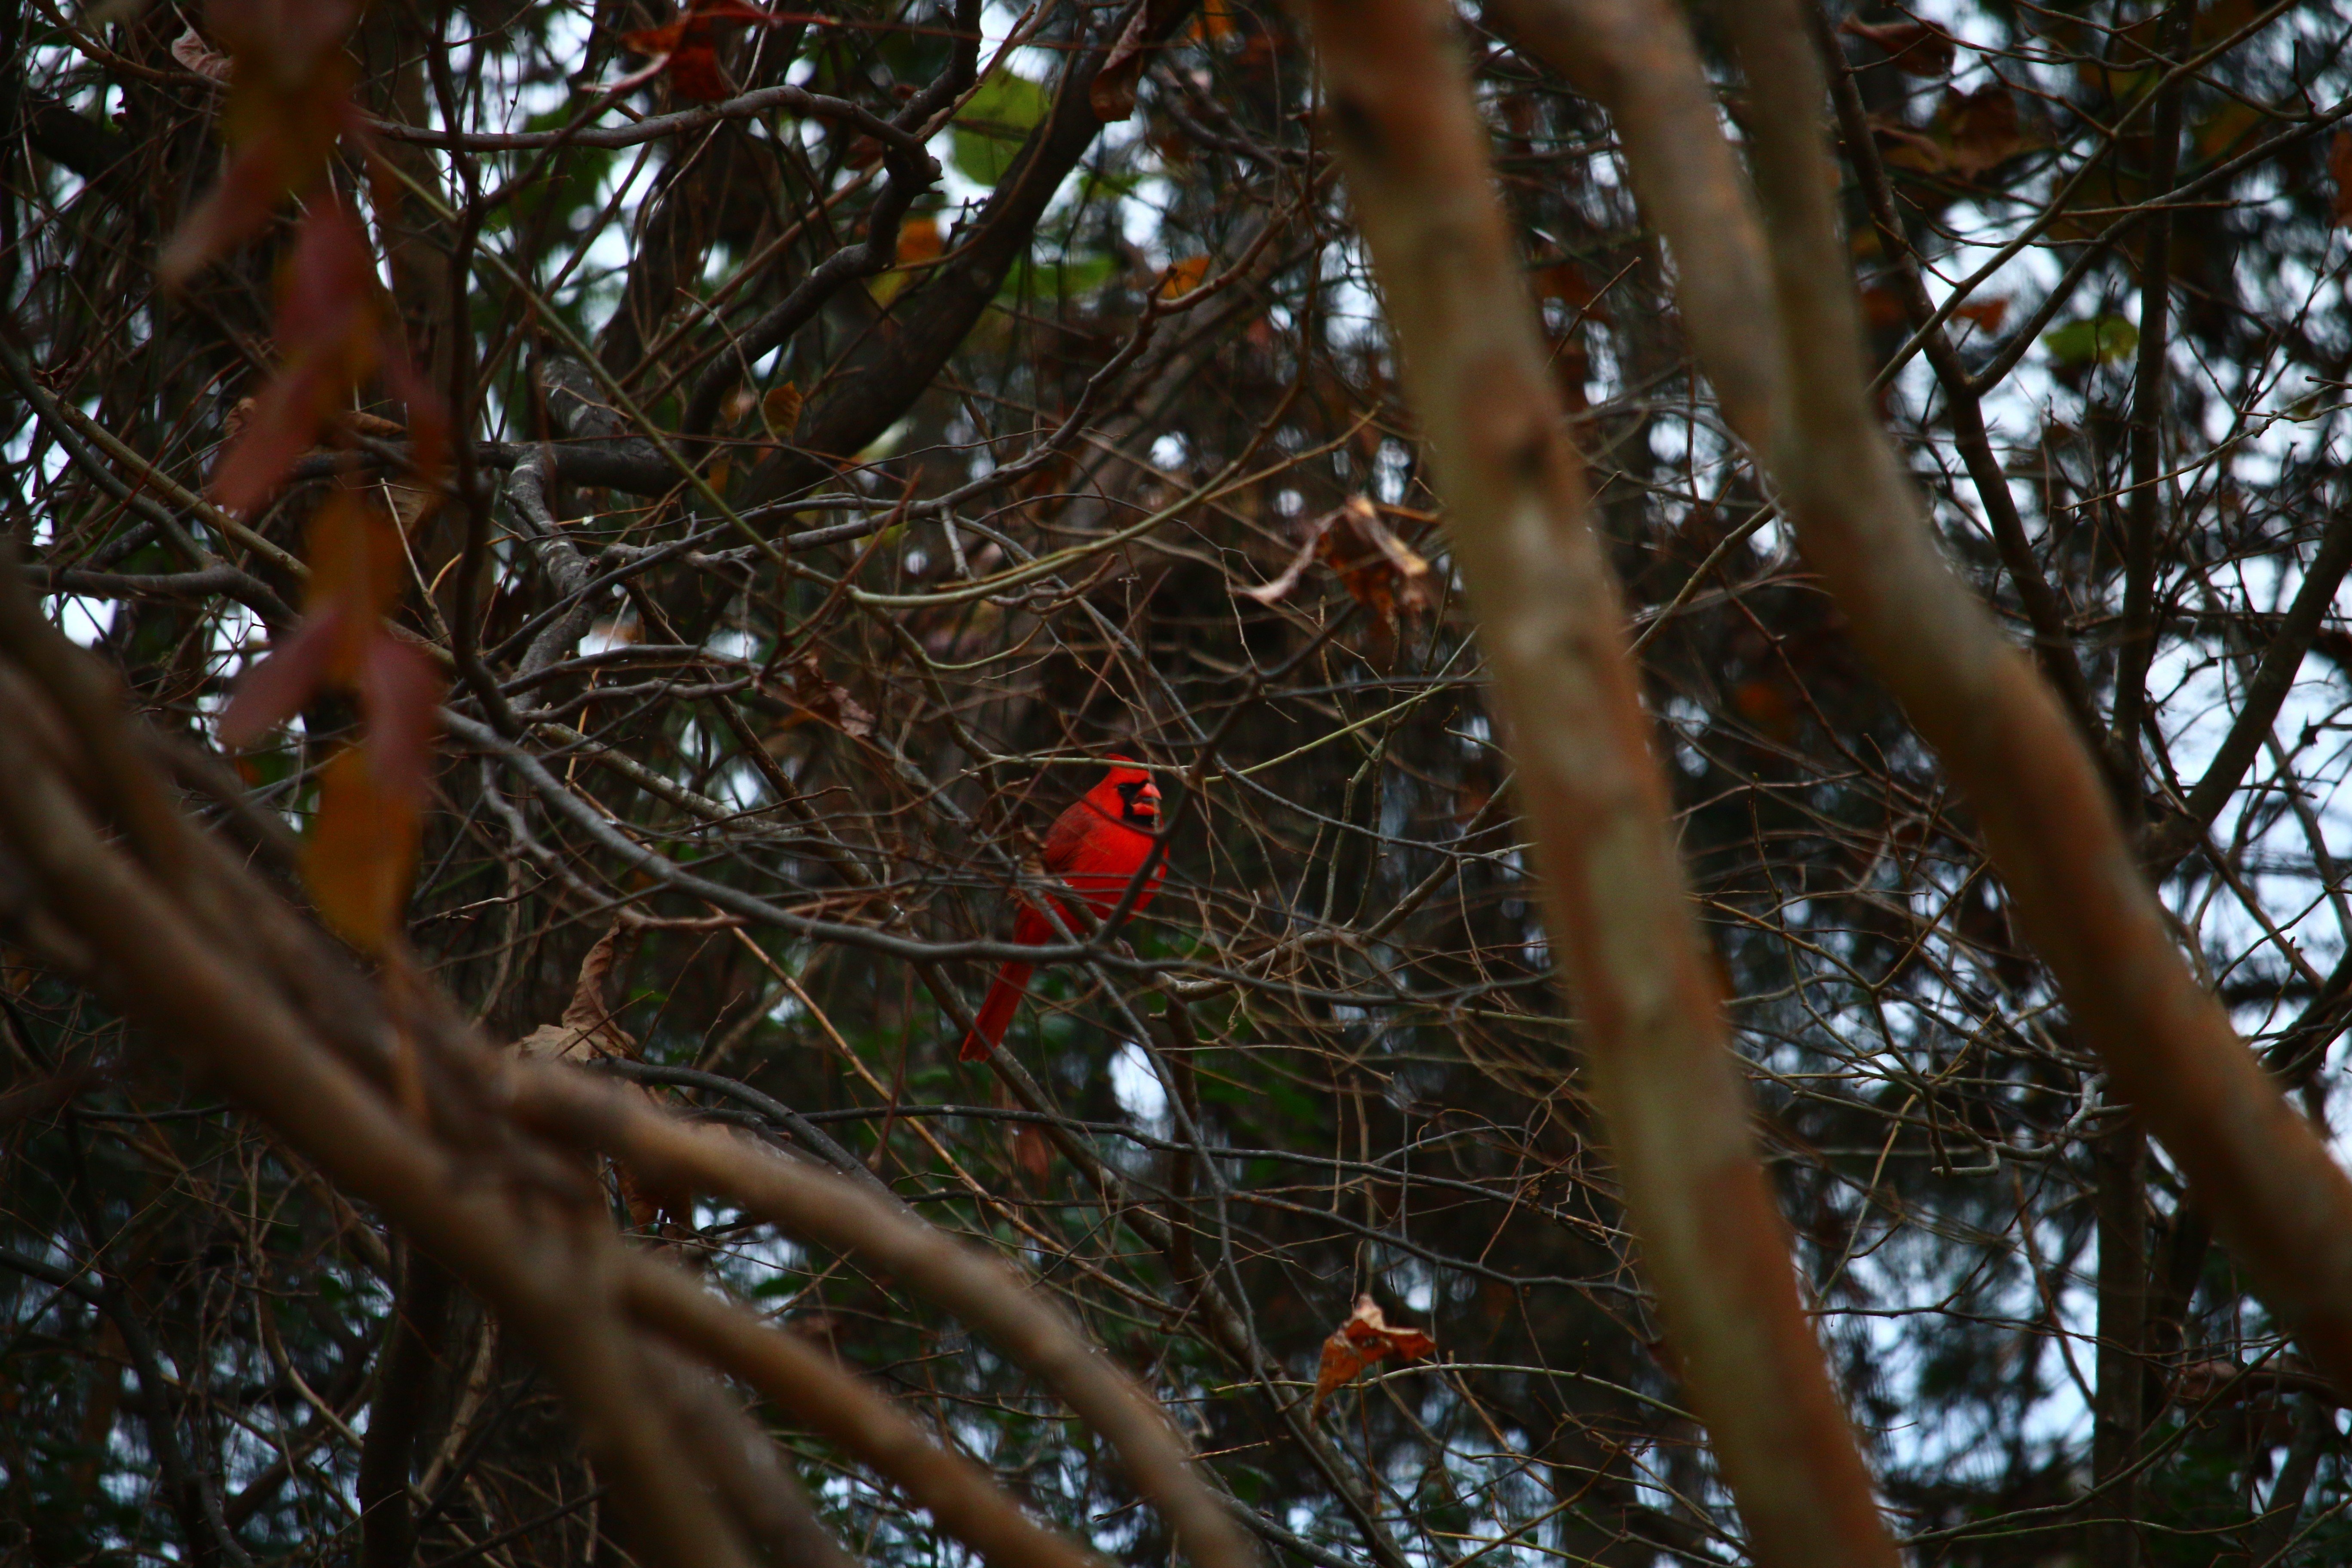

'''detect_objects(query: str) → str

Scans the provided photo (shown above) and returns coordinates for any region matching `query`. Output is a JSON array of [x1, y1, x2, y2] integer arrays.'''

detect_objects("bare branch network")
[[5, 2, 2352, 1567]]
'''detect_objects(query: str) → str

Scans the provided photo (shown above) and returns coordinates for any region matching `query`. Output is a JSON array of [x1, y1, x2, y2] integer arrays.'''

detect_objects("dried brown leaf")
[[1311, 1295, 1435, 1415], [1942, 86, 2024, 177], [1013, 1124, 1053, 1187], [768, 652, 875, 740], [169, 26, 234, 83], [1319, 495, 1433, 633]]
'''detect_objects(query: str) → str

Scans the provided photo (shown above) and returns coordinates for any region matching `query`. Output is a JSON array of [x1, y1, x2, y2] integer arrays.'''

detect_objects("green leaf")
[[2041, 313, 2139, 367], [951, 70, 1052, 186], [1000, 250, 1119, 303]]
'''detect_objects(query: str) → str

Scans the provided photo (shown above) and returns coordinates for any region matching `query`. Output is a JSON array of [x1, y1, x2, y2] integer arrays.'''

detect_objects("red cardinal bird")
[[961, 756, 1165, 1061]]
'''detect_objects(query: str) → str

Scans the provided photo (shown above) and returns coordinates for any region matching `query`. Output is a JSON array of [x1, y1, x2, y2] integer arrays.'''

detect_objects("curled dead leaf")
[[765, 651, 875, 740], [170, 25, 234, 84], [518, 919, 641, 1063], [1942, 86, 2025, 176], [1243, 495, 1432, 627], [1311, 1295, 1435, 1415], [1090, 1, 1155, 122], [1874, 86, 2028, 181]]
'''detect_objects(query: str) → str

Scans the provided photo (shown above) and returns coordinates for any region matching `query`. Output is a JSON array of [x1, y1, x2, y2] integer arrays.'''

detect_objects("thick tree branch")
[[1298, 3, 1900, 1565]]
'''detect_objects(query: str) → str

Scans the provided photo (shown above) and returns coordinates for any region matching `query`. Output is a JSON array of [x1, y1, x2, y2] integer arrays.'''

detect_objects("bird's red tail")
[[959, 961, 1035, 1061]]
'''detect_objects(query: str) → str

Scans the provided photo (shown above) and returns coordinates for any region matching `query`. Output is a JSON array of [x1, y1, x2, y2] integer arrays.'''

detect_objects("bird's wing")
[[1040, 795, 1110, 871]]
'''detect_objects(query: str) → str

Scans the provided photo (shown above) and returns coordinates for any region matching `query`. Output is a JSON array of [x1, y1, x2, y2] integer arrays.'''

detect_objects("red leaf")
[[162, 139, 304, 289], [355, 634, 445, 801], [158, 2, 364, 283], [2330, 132, 2352, 227], [622, 2, 783, 102], [665, 43, 735, 102], [209, 206, 383, 514], [220, 490, 422, 754], [1952, 296, 2011, 333], [220, 605, 345, 749]]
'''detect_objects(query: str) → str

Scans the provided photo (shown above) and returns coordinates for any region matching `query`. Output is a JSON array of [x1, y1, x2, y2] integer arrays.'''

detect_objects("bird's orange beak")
[[1131, 779, 1161, 818]]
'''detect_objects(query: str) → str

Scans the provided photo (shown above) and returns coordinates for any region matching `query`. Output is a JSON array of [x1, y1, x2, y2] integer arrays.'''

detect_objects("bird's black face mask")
[[1115, 776, 1161, 825]]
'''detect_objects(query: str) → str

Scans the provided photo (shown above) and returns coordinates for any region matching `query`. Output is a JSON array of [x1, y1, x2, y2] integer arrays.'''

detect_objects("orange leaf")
[[1160, 254, 1213, 299], [622, 20, 689, 55], [1952, 296, 2011, 334], [762, 382, 804, 441], [1185, 0, 1236, 45], [895, 215, 944, 268], [1311, 1295, 1435, 1415], [221, 490, 444, 793], [305, 489, 412, 645], [303, 744, 422, 952]]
